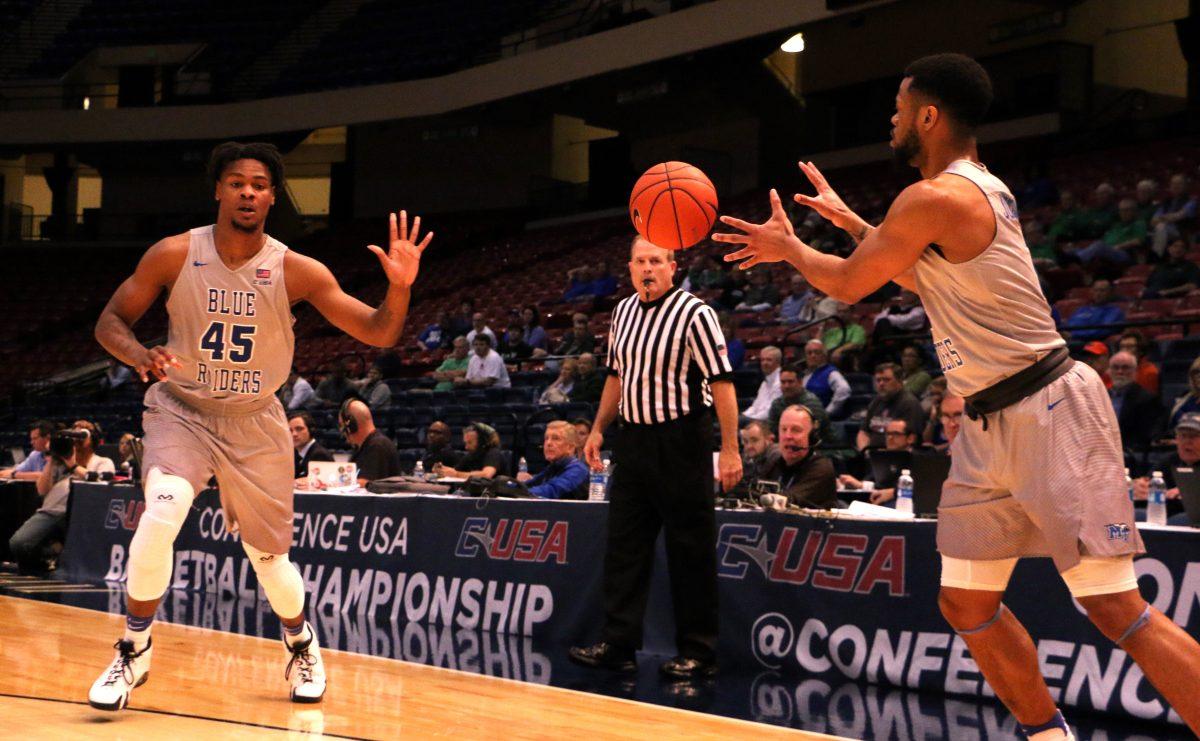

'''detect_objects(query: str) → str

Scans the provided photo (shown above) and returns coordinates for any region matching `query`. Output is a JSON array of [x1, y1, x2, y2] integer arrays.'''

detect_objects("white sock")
[[283, 622, 311, 648], [124, 613, 153, 650], [1028, 729, 1072, 741]]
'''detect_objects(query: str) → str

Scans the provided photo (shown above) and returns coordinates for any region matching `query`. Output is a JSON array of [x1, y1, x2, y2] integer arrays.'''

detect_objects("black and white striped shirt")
[[607, 285, 733, 425]]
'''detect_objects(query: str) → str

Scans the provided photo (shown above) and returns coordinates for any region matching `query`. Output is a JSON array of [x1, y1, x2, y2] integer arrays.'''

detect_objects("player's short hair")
[[903, 53, 993, 132], [208, 141, 285, 188]]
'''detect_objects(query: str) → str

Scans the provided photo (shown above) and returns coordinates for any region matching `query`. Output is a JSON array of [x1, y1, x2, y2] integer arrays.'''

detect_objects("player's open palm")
[[715, 188, 800, 270], [794, 161, 857, 233], [368, 210, 433, 289]]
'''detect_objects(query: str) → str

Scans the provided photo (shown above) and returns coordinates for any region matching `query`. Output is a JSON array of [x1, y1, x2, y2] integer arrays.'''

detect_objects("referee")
[[569, 236, 742, 679]]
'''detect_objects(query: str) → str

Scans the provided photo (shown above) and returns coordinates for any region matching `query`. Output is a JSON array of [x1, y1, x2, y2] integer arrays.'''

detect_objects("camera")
[[50, 429, 89, 460]]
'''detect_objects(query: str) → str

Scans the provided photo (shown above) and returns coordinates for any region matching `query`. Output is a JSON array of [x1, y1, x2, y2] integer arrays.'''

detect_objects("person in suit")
[[289, 411, 332, 481], [1108, 352, 1164, 450]]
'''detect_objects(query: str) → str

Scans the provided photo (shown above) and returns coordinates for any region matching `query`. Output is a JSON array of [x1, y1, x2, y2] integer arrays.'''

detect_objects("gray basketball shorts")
[[937, 362, 1145, 572], [140, 382, 295, 554]]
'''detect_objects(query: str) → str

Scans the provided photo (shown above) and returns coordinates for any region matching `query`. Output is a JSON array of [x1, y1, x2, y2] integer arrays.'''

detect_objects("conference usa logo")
[[104, 498, 144, 531], [716, 524, 906, 596], [454, 517, 569, 564]]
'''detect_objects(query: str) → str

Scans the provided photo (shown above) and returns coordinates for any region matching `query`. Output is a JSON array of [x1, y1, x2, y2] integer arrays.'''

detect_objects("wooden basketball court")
[[0, 595, 842, 739]]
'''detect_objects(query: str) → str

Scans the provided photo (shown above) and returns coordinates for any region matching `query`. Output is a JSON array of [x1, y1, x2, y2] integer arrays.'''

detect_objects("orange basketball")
[[628, 161, 718, 250]]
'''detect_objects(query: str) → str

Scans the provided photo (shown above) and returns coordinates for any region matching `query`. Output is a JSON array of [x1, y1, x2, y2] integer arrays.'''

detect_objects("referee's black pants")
[[601, 411, 718, 661]]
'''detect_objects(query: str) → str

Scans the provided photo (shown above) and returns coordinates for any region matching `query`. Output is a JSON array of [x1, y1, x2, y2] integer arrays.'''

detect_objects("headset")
[[338, 398, 359, 438], [780, 403, 822, 451]]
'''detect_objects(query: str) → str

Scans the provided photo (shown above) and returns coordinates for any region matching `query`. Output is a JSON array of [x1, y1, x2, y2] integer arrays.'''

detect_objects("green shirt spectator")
[[430, 336, 470, 391]]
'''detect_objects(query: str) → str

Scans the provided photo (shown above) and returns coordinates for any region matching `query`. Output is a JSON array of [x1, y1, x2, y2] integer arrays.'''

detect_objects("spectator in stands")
[[1080, 340, 1113, 388], [1150, 173, 1198, 256], [373, 350, 402, 380], [756, 405, 837, 508], [740, 346, 783, 422], [801, 339, 850, 418], [900, 345, 932, 395], [1066, 279, 1125, 340], [767, 365, 830, 436], [857, 362, 925, 451], [1108, 351, 1163, 449], [921, 375, 948, 413], [422, 421, 458, 471], [458, 334, 511, 389], [685, 254, 729, 291], [539, 357, 579, 405], [1117, 330, 1160, 396], [352, 364, 392, 409], [1, 419, 53, 480], [1070, 198, 1147, 266], [809, 289, 842, 320], [735, 269, 779, 311], [1169, 356, 1200, 428], [570, 352, 604, 402], [840, 418, 920, 503], [280, 368, 314, 411], [449, 300, 475, 338], [716, 268, 749, 310], [590, 260, 618, 299], [924, 392, 966, 452], [465, 312, 497, 347], [872, 290, 926, 345], [99, 358, 132, 395], [431, 336, 470, 391], [1131, 411, 1200, 524], [554, 313, 596, 357], [735, 419, 779, 495], [289, 411, 331, 480], [417, 310, 453, 352], [571, 418, 593, 455], [505, 305, 549, 360], [10, 420, 115, 576], [1144, 239, 1200, 298], [1048, 189, 1085, 243], [312, 361, 353, 408], [1135, 178, 1161, 223], [436, 422, 504, 479], [719, 314, 746, 370], [516, 421, 589, 499], [823, 302, 867, 368], [564, 265, 595, 301], [117, 433, 139, 479], [1078, 182, 1118, 239], [779, 275, 814, 323], [342, 399, 400, 486], [1022, 219, 1057, 266]]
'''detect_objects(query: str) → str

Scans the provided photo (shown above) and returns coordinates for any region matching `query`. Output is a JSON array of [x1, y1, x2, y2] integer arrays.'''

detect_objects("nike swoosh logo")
[[1047, 398, 1065, 411], [193, 261, 207, 267]]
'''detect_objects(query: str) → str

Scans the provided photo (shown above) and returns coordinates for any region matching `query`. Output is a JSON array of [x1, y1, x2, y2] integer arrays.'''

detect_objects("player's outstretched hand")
[[134, 346, 181, 382], [715, 189, 801, 270], [793, 161, 859, 234], [368, 210, 433, 289]]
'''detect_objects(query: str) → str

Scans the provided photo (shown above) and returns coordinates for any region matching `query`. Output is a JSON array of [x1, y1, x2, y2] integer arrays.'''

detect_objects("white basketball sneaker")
[[88, 638, 152, 711], [285, 623, 326, 703]]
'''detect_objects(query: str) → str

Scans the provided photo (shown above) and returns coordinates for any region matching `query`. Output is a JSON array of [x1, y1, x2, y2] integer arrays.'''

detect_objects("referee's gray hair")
[[630, 234, 675, 263]]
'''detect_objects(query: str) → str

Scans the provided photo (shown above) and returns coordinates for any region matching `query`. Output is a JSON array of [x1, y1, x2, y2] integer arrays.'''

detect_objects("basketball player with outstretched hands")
[[715, 54, 1200, 738], [89, 141, 432, 710]]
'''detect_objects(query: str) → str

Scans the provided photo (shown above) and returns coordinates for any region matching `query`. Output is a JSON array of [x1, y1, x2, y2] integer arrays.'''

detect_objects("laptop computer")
[[308, 460, 359, 488], [9, 447, 26, 466], [867, 449, 912, 490], [911, 449, 952, 517], [1172, 466, 1200, 526]]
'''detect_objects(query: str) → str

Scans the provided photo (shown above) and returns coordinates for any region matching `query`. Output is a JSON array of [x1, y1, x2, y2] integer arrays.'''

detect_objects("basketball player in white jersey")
[[716, 54, 1200, 737], [88, 142, 432, 710]]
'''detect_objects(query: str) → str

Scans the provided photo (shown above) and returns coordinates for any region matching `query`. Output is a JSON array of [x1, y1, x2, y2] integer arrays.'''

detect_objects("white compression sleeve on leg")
[[1060, 556, 1139, 598], [940, 555, 1019, 592], [243, 542, 306, 619], [127, 468, 195, 601]]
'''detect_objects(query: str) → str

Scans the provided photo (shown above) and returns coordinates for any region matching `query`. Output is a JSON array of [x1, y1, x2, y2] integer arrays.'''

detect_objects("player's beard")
[[891, 128, 921, 172], [230, 216, 260, 233]]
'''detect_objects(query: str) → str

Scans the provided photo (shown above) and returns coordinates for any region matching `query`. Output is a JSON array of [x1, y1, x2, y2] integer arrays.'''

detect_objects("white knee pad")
[[1060, 555, 1138, 598], [940, 555, 1018, 592], [127, 468, 195, 601], [243, 541, 306, 619]]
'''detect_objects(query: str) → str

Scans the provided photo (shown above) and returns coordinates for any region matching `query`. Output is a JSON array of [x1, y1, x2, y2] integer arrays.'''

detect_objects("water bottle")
[[589, 458, 610, 502], [414, 460, 425, 481], [895, 469, 914, 515], [518, 457, 528, 476], [1147, 470, 1167, 526], [1125, 468, 1133, 502]]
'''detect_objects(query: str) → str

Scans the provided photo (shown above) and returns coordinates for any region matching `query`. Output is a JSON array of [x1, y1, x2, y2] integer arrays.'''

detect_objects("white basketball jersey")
[[161, 225, 294, 410], [912, 160, 1065, 398]]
